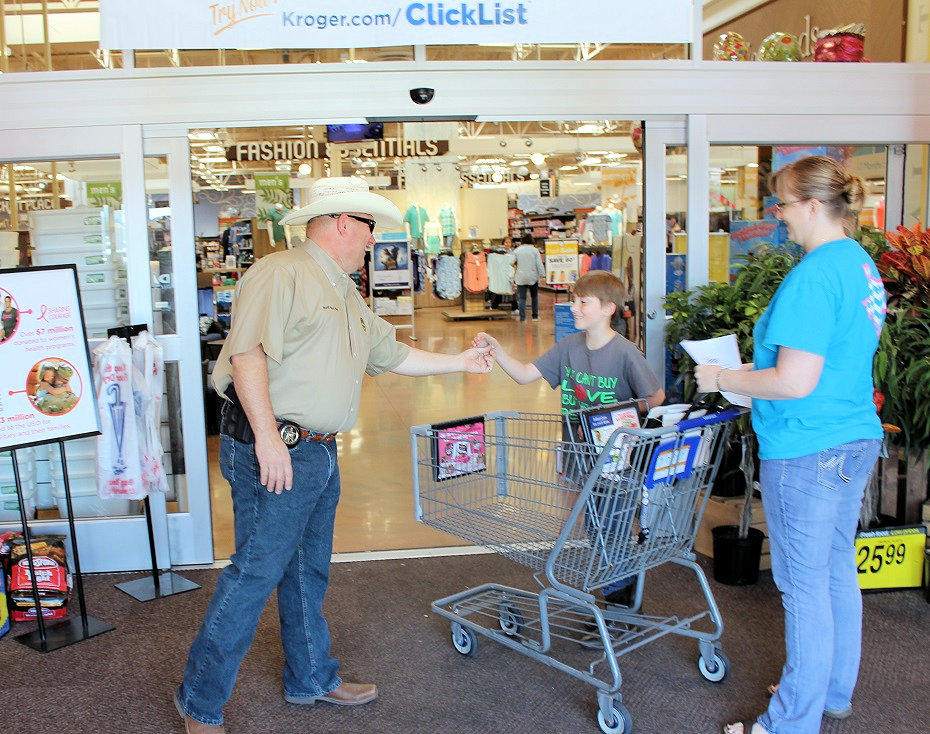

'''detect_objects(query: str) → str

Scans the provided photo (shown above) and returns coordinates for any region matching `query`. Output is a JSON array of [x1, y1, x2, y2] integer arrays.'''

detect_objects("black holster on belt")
[[220, 385, 255, 444]]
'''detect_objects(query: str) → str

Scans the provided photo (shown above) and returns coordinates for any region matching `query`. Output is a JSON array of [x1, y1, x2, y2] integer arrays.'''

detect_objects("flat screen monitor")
[[326, 123, 384, 143]]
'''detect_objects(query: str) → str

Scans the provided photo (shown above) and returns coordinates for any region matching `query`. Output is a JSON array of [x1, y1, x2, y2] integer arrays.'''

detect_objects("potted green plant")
[[664, 248, 799, 585]]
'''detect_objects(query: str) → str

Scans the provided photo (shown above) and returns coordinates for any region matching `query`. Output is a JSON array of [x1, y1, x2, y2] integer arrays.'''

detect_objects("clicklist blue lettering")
[[406, 2, 528, 26]]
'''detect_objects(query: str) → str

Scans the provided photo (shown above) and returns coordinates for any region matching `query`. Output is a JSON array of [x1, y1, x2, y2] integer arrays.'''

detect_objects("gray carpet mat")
[[2, 553, 927, 733]]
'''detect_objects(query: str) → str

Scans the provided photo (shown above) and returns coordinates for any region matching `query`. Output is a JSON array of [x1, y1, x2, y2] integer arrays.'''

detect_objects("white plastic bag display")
[[131, 331, 169, 494], [92, 336, 145, 500]]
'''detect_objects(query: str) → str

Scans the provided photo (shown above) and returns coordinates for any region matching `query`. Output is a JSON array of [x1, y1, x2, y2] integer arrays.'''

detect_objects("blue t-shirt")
[[751, 238, 886, 460]]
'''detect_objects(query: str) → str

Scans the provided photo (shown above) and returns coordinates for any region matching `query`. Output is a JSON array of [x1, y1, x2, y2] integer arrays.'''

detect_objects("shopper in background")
[[174, 177, 494, 734], [512, 235, 545, 322], [474, 270, 664, 608], [694, 156, 885, 734], [488, 235, 517, 311]]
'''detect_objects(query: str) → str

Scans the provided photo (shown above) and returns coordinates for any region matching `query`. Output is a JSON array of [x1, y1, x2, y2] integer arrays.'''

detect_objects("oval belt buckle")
[[278, 421, 302, 449]]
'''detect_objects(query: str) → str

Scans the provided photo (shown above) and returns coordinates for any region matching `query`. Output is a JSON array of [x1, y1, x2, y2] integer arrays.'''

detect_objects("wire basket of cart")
[[410, 405, 742, 733]]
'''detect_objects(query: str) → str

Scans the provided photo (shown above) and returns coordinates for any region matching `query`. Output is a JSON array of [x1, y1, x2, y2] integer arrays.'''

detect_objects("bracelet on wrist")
[[715, 367, 726, 392]]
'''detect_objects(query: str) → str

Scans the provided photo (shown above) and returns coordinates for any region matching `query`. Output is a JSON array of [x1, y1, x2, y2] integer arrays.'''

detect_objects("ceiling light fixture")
[[530, 152, 546, 166], [297, 163, 312, 176]]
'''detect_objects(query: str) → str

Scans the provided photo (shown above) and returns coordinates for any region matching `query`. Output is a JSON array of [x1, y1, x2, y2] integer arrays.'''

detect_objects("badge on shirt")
[[360, 317, 367, 332]]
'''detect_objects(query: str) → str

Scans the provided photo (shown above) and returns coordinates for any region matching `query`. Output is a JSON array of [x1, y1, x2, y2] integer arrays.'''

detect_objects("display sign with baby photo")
[[431, 416, 487, 482], [0, 265, 100, 451]]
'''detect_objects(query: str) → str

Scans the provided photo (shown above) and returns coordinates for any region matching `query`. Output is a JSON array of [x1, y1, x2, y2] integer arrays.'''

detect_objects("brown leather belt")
[[275, 420, 337, 446]]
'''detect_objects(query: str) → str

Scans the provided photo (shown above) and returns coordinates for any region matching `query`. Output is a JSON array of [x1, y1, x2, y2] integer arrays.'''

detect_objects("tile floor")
[[209, 293, 566, 558]]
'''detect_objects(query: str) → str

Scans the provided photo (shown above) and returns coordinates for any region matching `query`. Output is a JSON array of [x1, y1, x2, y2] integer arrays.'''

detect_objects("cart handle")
[[674, 407, 743, 432]]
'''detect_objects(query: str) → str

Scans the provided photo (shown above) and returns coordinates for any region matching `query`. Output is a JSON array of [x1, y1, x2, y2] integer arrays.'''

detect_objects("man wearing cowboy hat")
[[175, 178, 494, 733]]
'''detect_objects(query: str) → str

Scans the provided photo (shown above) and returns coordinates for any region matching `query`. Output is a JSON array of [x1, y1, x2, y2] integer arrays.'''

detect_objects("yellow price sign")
[[855, 525, 927, 591]]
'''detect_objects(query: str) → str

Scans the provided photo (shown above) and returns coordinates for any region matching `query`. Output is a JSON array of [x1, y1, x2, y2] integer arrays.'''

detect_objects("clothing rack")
[[441, 246, 511, 322]]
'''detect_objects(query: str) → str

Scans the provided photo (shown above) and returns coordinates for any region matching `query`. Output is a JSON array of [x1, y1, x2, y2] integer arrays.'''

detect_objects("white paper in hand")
[[680, 333, 752, 408]]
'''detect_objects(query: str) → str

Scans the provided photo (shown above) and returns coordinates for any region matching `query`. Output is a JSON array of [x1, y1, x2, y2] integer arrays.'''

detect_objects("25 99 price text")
[[855, 542, 906, 574]]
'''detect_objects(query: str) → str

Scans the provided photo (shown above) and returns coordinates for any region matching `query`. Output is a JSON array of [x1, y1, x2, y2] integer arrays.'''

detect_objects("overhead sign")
[[228, 139, 449, 162], [100, 1, 693, 49], [0, 266, 100, 452]]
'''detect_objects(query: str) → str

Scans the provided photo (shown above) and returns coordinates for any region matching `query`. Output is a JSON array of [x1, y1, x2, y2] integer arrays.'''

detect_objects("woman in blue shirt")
[[695, 156, 885, 734]]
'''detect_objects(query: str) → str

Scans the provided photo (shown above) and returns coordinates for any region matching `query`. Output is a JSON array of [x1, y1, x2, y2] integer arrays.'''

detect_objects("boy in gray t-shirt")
[[475, 271, 664, 607]]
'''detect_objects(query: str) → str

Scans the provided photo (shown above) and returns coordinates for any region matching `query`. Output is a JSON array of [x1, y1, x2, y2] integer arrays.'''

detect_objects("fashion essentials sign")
[[228, 139, 449, 162], [0, 266, 100, 452], [99, 1, 693, 49]]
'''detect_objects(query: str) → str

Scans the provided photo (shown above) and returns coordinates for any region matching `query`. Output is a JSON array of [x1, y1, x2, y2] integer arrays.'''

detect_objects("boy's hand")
[[473, 331, 500, 353]]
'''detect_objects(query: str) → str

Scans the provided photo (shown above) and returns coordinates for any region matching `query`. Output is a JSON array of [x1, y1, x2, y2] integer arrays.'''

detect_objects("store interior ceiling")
[[1, 123, 886, 206], [0, 121, 767, 197]]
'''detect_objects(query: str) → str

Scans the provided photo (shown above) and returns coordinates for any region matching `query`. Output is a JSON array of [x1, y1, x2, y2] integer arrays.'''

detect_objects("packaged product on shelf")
[[8, 534, 71, 622]]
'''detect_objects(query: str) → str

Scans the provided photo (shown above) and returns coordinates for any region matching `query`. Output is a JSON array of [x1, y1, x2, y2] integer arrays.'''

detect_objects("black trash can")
[[712, 525, 765, 586]]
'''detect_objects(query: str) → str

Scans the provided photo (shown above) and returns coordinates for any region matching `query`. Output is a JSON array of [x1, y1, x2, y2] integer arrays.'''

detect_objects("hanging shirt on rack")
[[487, 251, 516, 295], [585, 214, 611, 244], [404, 205, 429, 239], [435, 254, 461, 299], [605, 208, 623, 238], [423, 221, 443, 255], [463, 251, 489, 293], [439, 207, 456, 237], [579, 252, 592, 275]]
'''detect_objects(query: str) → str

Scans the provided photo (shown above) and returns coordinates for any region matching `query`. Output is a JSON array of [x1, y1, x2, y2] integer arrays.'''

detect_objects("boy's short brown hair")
[[572, 271, 627, 332]]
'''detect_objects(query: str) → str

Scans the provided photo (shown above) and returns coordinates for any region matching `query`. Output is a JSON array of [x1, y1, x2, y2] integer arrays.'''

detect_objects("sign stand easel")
[[104, 324, 200, 602], [1, 264, 119, 652]]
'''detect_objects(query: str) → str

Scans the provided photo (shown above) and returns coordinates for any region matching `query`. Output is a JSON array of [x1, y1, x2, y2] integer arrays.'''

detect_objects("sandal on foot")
[[724, 724, 769, 734]]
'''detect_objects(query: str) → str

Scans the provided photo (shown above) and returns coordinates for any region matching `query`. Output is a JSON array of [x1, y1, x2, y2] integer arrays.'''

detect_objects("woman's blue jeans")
[[757, 438, 880, 734], [176, 434, 343, 726]]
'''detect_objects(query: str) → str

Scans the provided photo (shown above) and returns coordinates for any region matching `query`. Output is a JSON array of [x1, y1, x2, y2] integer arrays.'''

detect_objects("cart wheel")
[[450, 622, 477, 656], [698, 650, 730, 683], [597, 703, 632, 734], [498, 605, 524, 636]]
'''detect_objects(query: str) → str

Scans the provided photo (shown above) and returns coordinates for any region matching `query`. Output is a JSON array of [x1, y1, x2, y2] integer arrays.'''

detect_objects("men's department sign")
[[0, 266, 100, 451], [100, 1, 693, 49]]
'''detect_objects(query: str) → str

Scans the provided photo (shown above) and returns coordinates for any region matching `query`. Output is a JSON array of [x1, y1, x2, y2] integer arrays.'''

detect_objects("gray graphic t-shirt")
[[533, 331, 660, 414]]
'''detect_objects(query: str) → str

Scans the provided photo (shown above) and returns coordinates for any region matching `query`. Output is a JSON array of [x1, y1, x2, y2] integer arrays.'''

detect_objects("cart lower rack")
[[411, 408, 740, 733]]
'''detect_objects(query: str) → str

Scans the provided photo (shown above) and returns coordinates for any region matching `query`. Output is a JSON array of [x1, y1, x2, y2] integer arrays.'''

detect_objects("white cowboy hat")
[[281, 176, 402, 230]]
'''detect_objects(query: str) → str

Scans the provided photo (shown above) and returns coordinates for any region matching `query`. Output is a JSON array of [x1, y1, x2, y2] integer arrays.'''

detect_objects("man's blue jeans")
[[176, 434, 343, 726], [757, 438, 880, 734]]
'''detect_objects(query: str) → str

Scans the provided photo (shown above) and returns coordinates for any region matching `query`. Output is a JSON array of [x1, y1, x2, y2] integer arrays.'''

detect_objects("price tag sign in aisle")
[[855, 525, 927, 591]]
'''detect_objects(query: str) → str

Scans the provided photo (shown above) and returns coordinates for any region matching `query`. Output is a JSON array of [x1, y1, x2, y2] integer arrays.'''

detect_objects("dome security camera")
[[409, 87, 435, 104]]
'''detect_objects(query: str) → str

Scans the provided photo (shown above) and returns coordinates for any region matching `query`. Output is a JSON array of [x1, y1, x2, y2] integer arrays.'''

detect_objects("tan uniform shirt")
[[212, 240, 411, 433]]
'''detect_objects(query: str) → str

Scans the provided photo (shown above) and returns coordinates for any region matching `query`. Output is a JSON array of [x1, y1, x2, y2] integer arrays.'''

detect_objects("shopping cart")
[[410, 406, 741, 733]]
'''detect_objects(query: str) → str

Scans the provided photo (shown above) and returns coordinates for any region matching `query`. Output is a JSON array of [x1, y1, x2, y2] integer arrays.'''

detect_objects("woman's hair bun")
[[842, 174, 866, 209]]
